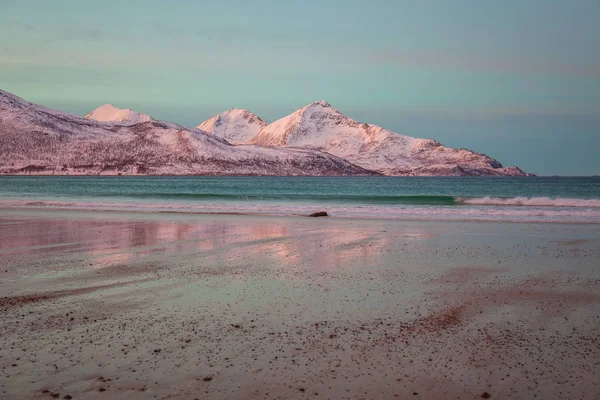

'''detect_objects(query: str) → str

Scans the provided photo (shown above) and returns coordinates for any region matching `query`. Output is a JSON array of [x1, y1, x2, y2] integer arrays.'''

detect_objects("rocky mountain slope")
[[250, 101, 530, 176], [85, 104, 153, 124], [0, 90, 375, 176], [197, 108, 267, 144]]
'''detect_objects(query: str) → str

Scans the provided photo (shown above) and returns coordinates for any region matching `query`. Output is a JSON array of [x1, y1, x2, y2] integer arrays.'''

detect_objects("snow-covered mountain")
[[197, 108, 267, 144], [0, 90, 531, 177], [251, 101, 530, 176], [0, 90, 375, 176], [85, 104, 153, 124]]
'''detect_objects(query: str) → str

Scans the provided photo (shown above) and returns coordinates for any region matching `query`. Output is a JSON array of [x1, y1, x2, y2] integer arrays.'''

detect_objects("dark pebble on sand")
[[481, 392, 491, 398], [202, 377, 213, 382], [98, 388, 106, 392], [64, 396, 72, 399]]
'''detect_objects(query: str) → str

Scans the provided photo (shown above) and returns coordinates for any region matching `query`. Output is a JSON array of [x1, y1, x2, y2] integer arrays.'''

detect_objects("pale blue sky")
[[1, 0, 599, 175]]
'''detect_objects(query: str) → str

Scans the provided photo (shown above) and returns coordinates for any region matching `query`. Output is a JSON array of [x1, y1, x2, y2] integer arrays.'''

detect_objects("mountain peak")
[[90, 104, 126, 114], [305, 100, 332, 109], [85, 104, 152, 124], [100, 103, 118, 109], [197, 108, 267, 144]]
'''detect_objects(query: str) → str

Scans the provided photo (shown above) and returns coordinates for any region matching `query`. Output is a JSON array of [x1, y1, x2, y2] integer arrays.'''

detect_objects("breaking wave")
[[460, 197, 600, 208]]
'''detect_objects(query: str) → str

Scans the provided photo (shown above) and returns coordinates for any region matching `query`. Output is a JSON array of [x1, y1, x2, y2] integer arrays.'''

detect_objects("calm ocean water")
[[0, 176, 599, 223]]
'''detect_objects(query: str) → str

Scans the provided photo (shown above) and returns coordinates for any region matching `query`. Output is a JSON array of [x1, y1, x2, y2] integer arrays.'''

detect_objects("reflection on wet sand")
[[0, 215, 402, 273], [1, 210, 599, 400]]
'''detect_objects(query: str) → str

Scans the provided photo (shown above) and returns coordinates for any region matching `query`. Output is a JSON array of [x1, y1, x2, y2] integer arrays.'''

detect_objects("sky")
[[1, 0, 599, 175]]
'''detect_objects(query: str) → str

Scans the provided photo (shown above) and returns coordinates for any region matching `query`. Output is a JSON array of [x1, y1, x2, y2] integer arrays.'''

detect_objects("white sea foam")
[[461, 197, 600, 208]]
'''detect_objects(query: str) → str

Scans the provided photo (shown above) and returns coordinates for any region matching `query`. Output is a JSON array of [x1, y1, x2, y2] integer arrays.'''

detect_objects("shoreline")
[[2, 205, 600, 225]]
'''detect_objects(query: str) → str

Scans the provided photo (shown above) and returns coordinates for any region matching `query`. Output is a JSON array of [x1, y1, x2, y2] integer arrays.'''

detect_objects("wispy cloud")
[[6, 19, 107, 44], [351, 48, 600, 79], [374, 104, 600, 119]]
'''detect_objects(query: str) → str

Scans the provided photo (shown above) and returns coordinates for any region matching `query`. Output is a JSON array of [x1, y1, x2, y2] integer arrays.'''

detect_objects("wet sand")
[[1, 209, 599, 399]]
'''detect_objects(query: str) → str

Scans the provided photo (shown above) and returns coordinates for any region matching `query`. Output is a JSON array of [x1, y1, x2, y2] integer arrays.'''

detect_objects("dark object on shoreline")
[[309, 212, 328, 217], [481, 392, 491, 398]]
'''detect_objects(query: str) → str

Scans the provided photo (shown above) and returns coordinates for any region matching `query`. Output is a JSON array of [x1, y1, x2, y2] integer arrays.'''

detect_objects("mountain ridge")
[[0, 89, 375, 176], [0, 89, 532, 176]]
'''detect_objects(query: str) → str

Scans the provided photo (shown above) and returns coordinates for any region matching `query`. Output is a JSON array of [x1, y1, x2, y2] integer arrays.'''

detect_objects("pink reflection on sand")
[[0, 214, 437, 276]]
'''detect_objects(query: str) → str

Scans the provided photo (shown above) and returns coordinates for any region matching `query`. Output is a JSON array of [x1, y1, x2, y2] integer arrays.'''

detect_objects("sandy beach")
[[1, 209, 599, 399]]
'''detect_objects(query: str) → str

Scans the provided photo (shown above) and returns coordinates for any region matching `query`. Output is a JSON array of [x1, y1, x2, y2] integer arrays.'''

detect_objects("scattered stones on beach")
[[1, 212, 599, 399]]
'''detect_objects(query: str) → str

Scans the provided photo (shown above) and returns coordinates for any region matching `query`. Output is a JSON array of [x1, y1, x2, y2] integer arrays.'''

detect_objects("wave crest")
[[461, 197, 600, 208]]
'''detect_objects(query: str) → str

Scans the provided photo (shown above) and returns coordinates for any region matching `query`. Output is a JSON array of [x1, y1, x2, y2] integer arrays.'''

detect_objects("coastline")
[[1, 176, 598, 225], [0, 171, 382, 177], [2, 206, 600, 225], [1, 209, 599, 399]]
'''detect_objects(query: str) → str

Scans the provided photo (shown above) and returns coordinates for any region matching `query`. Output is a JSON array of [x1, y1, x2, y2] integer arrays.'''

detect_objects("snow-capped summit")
[[250, 101, 529, 176], [308, 100, 332, 108], [251, 100, 420, 159], [85, 104, 153, 124], [197, 108, 267, 144]]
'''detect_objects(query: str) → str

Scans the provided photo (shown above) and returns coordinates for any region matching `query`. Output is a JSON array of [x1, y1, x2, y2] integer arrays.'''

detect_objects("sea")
[[0, 176, 599, 224]]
